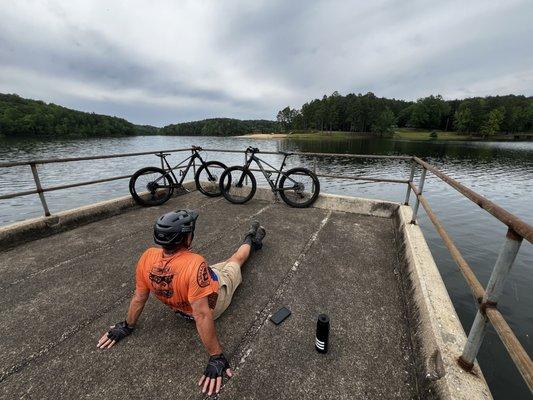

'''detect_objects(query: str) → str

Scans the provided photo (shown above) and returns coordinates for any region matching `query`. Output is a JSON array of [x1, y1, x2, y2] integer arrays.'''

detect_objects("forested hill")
[[160, 118, 280, 136], [0, 93, 156, 137], [0, 93, 280, 138], [277, 92, 533, 136]]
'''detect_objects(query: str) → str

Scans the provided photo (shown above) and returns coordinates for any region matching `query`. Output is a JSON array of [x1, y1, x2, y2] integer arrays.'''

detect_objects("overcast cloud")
[[1, 0, 532, 126]]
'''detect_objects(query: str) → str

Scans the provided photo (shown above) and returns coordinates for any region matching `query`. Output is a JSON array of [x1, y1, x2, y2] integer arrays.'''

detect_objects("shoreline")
[[236, 133, 290, 139], [236, 130, 533, 142]]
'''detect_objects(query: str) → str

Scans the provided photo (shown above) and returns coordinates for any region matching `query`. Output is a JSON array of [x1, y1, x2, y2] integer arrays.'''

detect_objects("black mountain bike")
[[219, 146, 320, 208], [129, 146, 226, 206]]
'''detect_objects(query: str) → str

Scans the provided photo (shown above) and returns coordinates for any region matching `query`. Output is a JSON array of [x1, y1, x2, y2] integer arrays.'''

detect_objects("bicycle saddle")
[[246, 146, 260, 153], [155, 152, 171, 157], [191, 145, 203, 151], [279, 151, 294, 156]]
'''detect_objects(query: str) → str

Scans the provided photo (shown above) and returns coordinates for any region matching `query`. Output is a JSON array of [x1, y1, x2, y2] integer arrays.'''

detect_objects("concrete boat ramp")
[[0, 187, 491, 399]]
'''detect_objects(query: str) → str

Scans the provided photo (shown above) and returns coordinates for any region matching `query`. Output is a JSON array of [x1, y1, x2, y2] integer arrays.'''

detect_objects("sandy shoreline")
[[235, 133, 288, 139]]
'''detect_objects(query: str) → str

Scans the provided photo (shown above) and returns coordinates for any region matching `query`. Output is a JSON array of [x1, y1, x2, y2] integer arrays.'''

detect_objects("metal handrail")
[[0, 146, 531, 391], [414, 157, 533, 244], [407, 158, 532, 392], [0, 147, 192, 168]]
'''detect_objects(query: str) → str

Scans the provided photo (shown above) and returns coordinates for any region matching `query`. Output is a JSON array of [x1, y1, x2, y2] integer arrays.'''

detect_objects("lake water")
[[0, 135, 531, 399]]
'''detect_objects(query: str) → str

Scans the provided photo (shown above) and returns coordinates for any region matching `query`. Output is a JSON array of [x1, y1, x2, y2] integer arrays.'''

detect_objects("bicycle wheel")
[[129, 166, 174, 206], [219, 166, 256, 204], [278, 167, 320, 208], [195, 161, 227, 197]]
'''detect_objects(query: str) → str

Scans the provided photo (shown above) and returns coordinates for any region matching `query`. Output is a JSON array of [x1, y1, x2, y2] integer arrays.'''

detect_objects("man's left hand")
[[198, 353, 233, 396]]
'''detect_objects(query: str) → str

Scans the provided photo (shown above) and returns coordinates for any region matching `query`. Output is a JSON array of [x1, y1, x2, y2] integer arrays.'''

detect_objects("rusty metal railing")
[[407, 157, 533, 393], [0, 147, 531, 392]]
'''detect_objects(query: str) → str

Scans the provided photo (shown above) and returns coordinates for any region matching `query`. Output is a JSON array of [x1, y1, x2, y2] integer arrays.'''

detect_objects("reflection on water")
[[0, 135, 532, 399]]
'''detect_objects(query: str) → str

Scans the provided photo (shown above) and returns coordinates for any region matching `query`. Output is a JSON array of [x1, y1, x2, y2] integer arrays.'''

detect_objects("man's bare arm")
[[192, 296, 233, 396], [97, 289, 149, 349], [191, 296, 223, 355], [126, 289, 150, 327]]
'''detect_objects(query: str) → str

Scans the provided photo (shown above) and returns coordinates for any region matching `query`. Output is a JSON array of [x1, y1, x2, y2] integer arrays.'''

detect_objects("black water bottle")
[[315, 314, 330, 353]]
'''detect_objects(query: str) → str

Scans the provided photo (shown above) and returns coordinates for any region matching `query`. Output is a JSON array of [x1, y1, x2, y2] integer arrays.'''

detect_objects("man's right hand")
[[97, 321, 134, 349]]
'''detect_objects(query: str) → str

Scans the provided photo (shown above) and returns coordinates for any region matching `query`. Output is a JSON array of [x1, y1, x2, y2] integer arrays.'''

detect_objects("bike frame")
[[241, 151, 300, 192], [154, 150, 206, 187]]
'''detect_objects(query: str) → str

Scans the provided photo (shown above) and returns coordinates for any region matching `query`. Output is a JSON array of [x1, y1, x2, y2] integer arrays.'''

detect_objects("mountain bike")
[[129, 146, 226, 206], [219, 146, 320, 208]]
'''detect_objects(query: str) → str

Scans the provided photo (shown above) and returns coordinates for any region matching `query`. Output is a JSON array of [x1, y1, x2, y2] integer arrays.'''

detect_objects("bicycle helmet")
[[154, 209, 199, 246]]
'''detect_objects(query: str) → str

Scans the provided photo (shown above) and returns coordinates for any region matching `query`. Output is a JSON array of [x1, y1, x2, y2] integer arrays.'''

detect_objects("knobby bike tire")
[[195, 161, 227, 197], [219, 166, 256, 204], [278, 167, 320, 208], [129, 166, 175, 206]]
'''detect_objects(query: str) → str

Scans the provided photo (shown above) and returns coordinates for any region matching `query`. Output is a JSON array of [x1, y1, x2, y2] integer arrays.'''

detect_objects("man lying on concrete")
[[96, 209, 266, 396]]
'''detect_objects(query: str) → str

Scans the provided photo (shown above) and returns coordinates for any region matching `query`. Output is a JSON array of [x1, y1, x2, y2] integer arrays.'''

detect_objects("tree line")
[[3, 92, 532, 139], [0, 93, 280, 138], [277, 92, 533, 136], [160, 118, 280, 136]]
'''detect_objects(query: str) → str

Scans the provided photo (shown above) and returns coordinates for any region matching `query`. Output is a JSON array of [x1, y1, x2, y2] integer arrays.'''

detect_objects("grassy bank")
[[393, 128, 532, 141], [393, 128, 468, 141], [240, 129, 532, 142]]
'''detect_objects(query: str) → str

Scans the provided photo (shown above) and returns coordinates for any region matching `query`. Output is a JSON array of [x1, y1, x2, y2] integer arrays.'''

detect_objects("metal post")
[[30, 163, 51, 217], [404, 161, 416, 205], [410, 167, 426, 224], [159, 152, 164, 171], [459, 228, 523, 370]]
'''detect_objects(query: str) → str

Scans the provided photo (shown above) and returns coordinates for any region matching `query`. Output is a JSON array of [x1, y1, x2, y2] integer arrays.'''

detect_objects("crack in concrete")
[[212, 210, 332, 399]]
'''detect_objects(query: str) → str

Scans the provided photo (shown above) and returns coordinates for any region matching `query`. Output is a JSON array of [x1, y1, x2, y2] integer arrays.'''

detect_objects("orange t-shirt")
[[135, 248, 219, 316]]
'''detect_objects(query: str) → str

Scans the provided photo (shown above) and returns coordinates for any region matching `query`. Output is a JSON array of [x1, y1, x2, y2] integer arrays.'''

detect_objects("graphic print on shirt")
[[149, 262, 174, 298], [197, 261, 210, 287]]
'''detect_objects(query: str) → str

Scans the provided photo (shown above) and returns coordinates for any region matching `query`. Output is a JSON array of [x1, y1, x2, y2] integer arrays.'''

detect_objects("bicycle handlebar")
[[191, 145, 203, 151], [246, 146, 260, 153]]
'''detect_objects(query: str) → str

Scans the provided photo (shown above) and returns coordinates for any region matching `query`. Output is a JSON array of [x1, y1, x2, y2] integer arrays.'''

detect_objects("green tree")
[[480, 108, 505, 137], [276, 106, 299, 130], [326, 91, 344, 131], [408, 95, 450, 129], [371, 108, 396, 136], [508, 107, 527, 133], [408, 102, 429, 128], [453, 107, 473, 133]]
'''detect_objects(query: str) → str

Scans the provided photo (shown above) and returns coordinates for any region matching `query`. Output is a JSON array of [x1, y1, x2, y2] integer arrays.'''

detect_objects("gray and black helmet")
[[153, 209, 199, 246]]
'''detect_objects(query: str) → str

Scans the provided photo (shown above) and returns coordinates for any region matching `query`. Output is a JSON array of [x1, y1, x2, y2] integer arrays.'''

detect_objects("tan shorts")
[[210, 261, 242, 319]]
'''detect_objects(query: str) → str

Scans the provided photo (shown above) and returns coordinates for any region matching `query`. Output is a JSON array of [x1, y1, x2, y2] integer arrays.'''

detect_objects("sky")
[[1, 0, 532, 126]]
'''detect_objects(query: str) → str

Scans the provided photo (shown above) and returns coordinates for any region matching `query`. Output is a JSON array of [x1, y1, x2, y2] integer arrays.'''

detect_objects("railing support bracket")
[[404, 160, 416, 205], [410, 167, 426, 224], [460, 228, 523, 369], [30, 163, 51, 217]]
